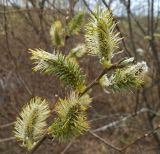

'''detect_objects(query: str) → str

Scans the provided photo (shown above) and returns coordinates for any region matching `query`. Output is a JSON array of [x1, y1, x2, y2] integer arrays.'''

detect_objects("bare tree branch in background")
[[121, 0, 137, 58]]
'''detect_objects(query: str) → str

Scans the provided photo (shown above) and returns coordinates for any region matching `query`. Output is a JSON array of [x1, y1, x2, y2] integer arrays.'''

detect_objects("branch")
[[0, 122, 15, 129], [121, 124, 160, 151], [30, 133, 49, 154], [29, 63, 125, 153], [89, 130, 121, 152], [80, 63, 126, 96], [0, 8, 56, 15], [0, 137, 15, 143], [46, 0, 67, 16], [82, 0, 95, 16], [89, 124, 160, 152], [120, 0, 146, 35], [60, 139, 75, 154], [93, 107, 160, 132]]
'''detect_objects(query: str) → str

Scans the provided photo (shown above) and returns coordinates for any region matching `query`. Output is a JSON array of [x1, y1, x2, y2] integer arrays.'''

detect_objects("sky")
[[2, 0, 160, 16], [88, 0, 160, 16]]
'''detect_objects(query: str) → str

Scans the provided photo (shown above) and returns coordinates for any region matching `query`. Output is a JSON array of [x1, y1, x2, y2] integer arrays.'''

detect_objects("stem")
[[30, 134, 49, 154], [29, 63, 125, 154], [80, 63, 126, 97]]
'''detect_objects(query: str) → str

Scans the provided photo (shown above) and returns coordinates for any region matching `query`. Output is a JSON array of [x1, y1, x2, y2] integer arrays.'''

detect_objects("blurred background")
[[0, 0, 160, 153]]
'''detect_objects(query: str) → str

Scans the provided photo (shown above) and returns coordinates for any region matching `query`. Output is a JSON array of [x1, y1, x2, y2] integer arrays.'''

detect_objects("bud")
[[100, 61, 148, 91], [120, 57, 134, 65], [70, 44, 86, 58], [129, 61, 148, 76], [99, 75, 112, 93], [111, 61, 148, 90]]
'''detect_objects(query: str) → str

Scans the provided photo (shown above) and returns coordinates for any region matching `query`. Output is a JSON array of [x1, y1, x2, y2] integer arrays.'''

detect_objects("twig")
[[0, 122, 15, 129], [0, 8, 56, 15], [89, 124, 160, 152], [82, 0, 96, 16], [121, 124, 160, 151], [29, 63, 125, 153], [3, 0, 32, 96], [15, 73, 32, 96], [5, 107, 160, 153], [89, 130, 121, 152], [120, 0, 146, 35], [126, 0, 137, 58], [0, 137, 15, 143], [92, 107, 160, 132], [29, 133, 48, 154], [134, 89, 140, 114], [60, 139, 75, 154], [46, 0, 67, 16], [80, 63, 126, 97]]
